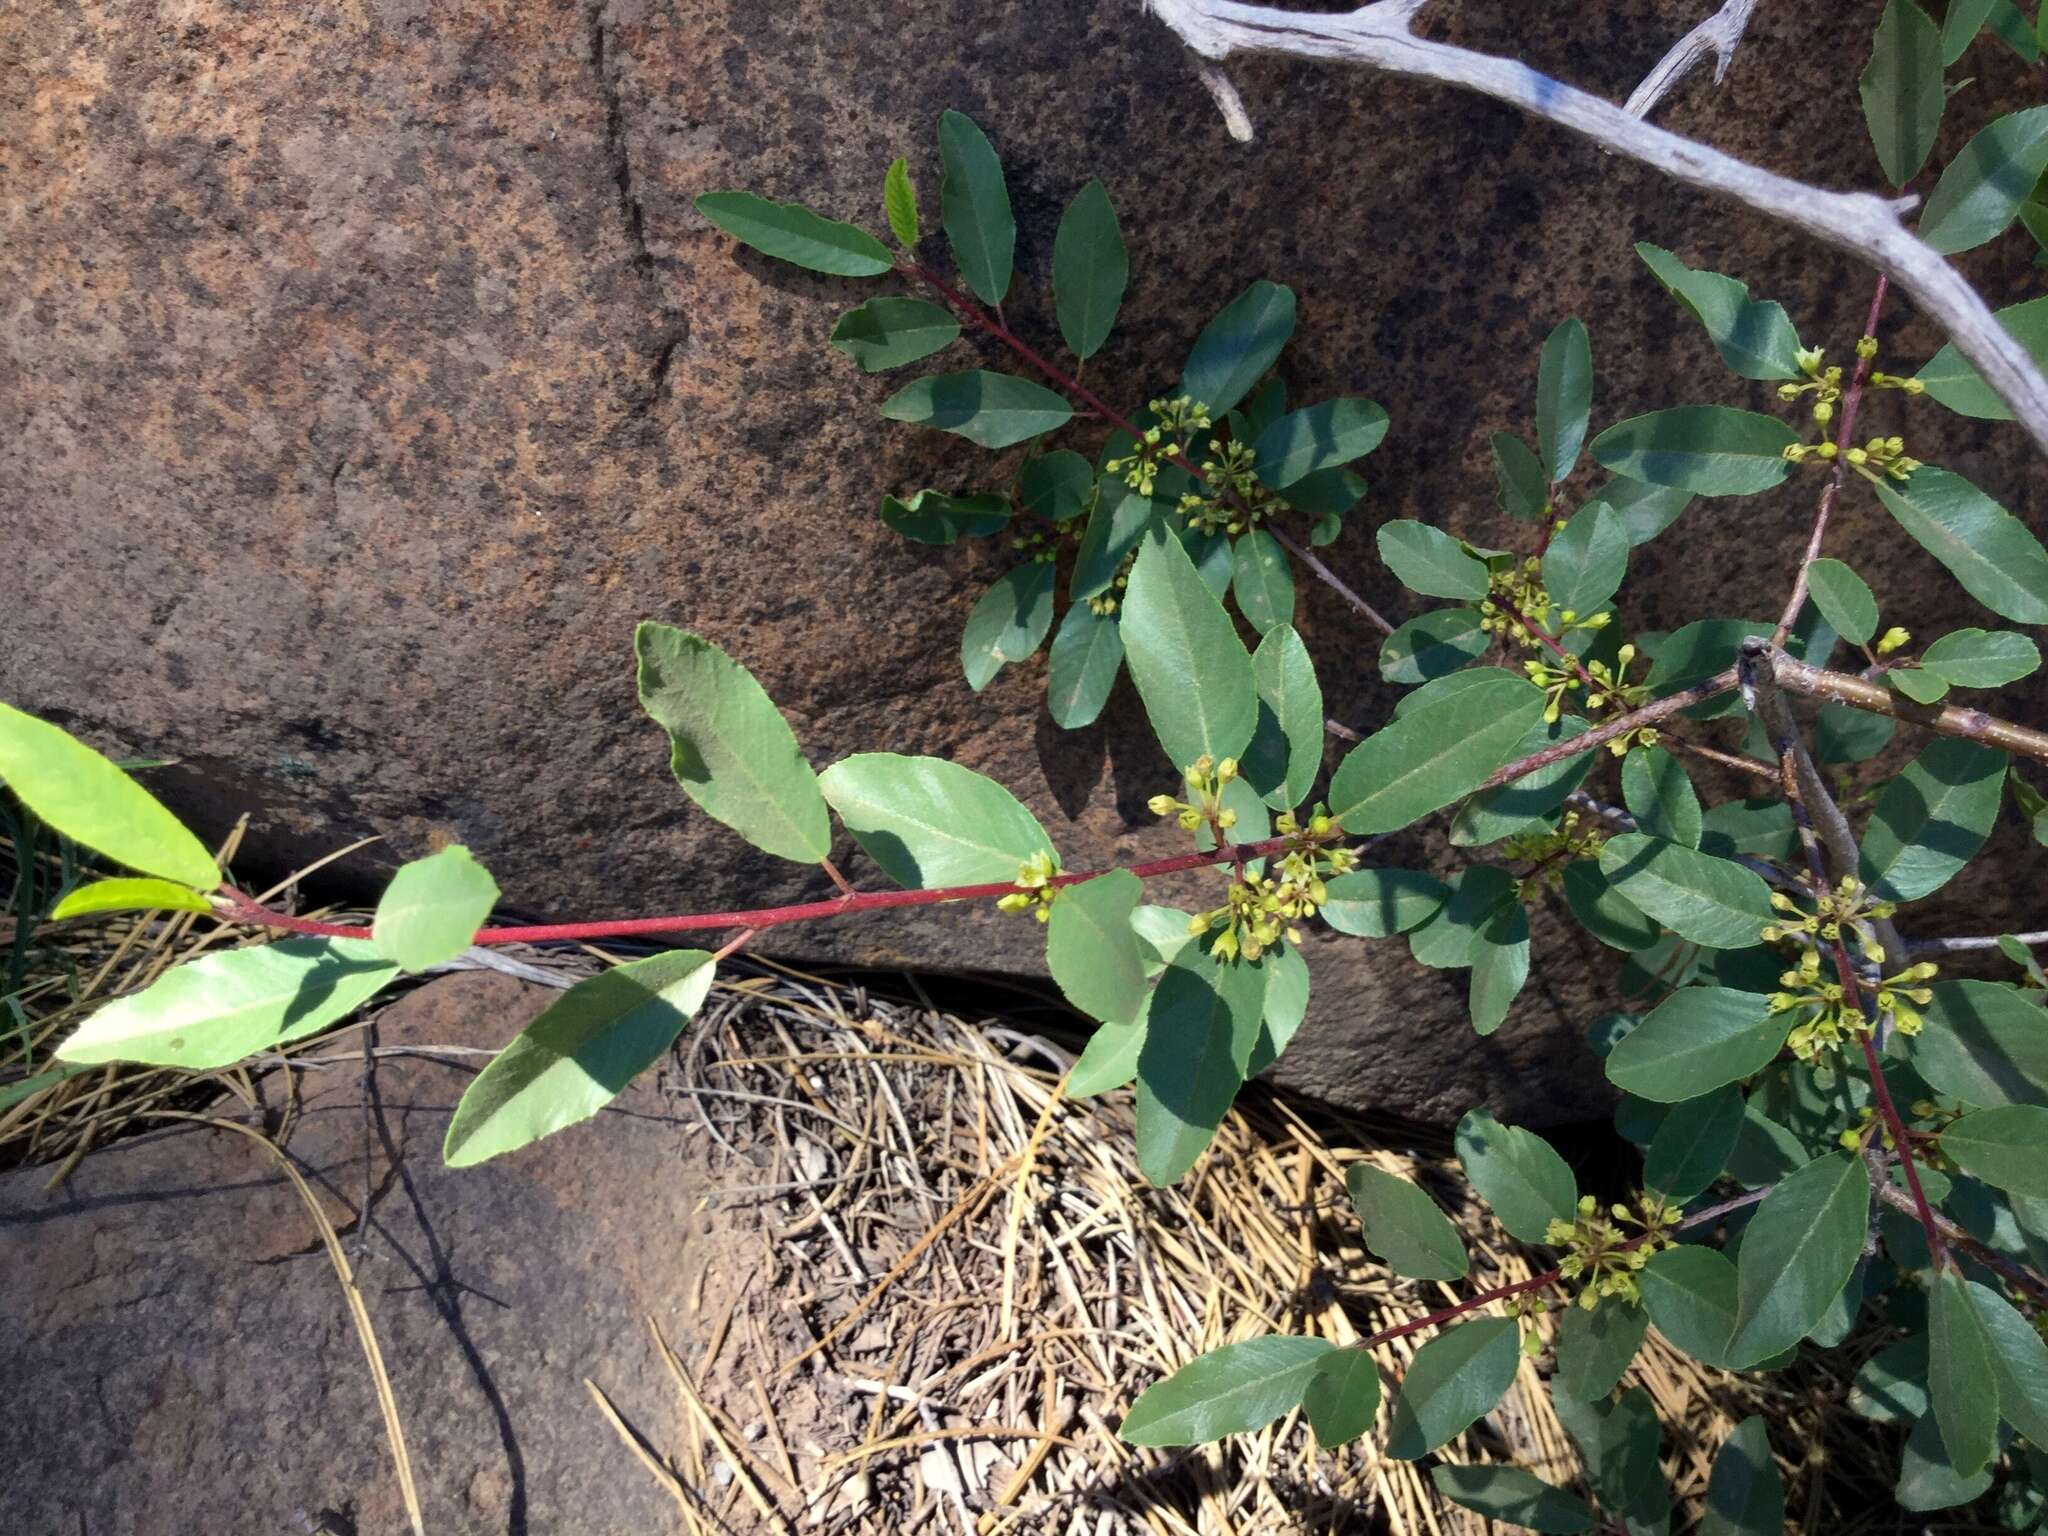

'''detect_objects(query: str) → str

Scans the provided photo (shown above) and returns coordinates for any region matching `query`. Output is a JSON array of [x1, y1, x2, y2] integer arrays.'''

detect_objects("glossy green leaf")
[[961, 562, 1056, 690], [0, 702, 218, 888], [1860, 0, 1946, 186], [1119, 1335, 1334, 1446], [1541, 502, 1627, 618], [1179, 525, 1233, 600], [1553, 1300, 1648, 1403], [1070, 1019, 1144, 1098], [1050, 178, 1125, 360], [1918, 106, 2048, 253], [1019, 450, 1094, 524], [1643, 1084, 1745, 1200], [1639, 1244, 1743, 1368], [1134, 946, 1267, 1186], [1046, 604, 1124, 729], [1906, 980, 2048, 1107], [1248, 942, 1311, 1075], [1700, 1416, 1784, 1536], [635, 624, 832, 863], [1469, 903, 1530, 1036], [1409, 866, 1519, 970], [1319, 868, 1449, 938], [1561, 861, 1662, 952], [1605, 988, 1783, 1102], [1699, 799, 1797, 863], [1231, 528, 1295, 634], [1253, 399, 1389, 491], [1045, 869, 1147, 1030], [1621, 746, 1701, 849], [1384, 1316, 1522, 1459], [819, 753, 1053, 888], [1379, 607, 1489, 685], [57, 938, 398, 1069], [881, 370, 1071, 449], [1301, 1350, 1382, 1448], [1888, 664, 1950, 704], [1874, 467, 2048, 622], [1965, 1276, 2048, 1446], [371, 845, 499, 973], [1942, 1105, 2048, 1196], [1850, 1333, 1929, 1422], [442, 951, 714, 1167], [937, 110, 1013, 304], [1942, 0, 1999, 60], [1179, 281, 1296, 417], [1493, 431, 1549, 519], [1858, 737, 2006, 902], [1727, 1152, 1871, 1366], [1375, 520, 1492, 600], [1071, 484, 1155, 601], [1346, 1162, 1469, 1281], [879, 489, 1009, 545], [49, 877, 214, 921], [1589, 407, 1798, 496], [1587, 475, 1695, 546], [1329, 671, 1548, 835], [1430, 1466, 1597, 1533], [1633, 244, 1805, 381], [693, 191, 892, 276], [1121, 531, 1258, 773], [1249, 623, 1323, 812], [828, 296, 959, 372], [1897, 1408, 1996, 1510], [1537, 317, 1593, 483], [1915, 295, 2048, 419], [1455, 1107, 1576, 1244], [1598, 834, 1774, 949], [1923, 627, 2040, 687], [1929, 1269, 1999, 1477], [1451, 714, 1591, 849], [882, 156, 918, 247], [1805, 558, 1879, 646]]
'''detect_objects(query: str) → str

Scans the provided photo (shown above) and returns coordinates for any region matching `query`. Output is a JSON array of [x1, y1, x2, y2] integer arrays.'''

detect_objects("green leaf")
[[879, 489, 1009, 545], [1536, 317, 1593, 483], [1541, 503, 1628, 618], [1553, 1300, 1648, 1403], [1409, 865, 1519, 969], [441, 951, 714, 1167], [1119, 1335, 1334, 1446], [371, 846, 499, 973], [961, 563, 1056, 690], [1375, 520, 1492, 600], [1850, 1333, 1929, 1422], [1928, 1268, 1999, 1477], [1621, 746, 1701, 849], [1179, 281, 1296, 417], [1598, 834, 1774, 949], [1019, 450, 1094, 524], [1638, 1244, 1742, 1368], [634, 624, 833, 864], [1051, 179, 1125, 360], [1329, 672, 1548, 835], [1632, 244, 1805, 381], [819, 753, 1053, 888], [1965, 1277, 2048, 1446], [1874, 466, 2048, 622], [1134, 946, 1267, 1186], [1231, 528, 1295, 634], [1561, 861, 1662, 952], [1605, 988, 1783, 1102], [1861, 0, 1946, 186], [1249, 942, 1311, 1074], [1898, 1408, 1996, 1511], [1430, 1466, 1597, 1534], [1727, 1152, 1871, 1366], [1319, 868, 1448, 937], [937, 110, 1013, 304], [0, 702, 218, 889], [1071, 484, 1154, 601], [1699, 799, 1797, 863], [1252, 399, 1389, 491], [1492, 432, 1549, 519], [1380, 607, 1490, 685], [1815, 700, 1896, 763], [1804, 558, 1879, 646], [57, 938, 398, 1069], [1070, 1019, 1144, 1098], [1384, 1317, 1522, 1459], [1470, 904, 1530, 1036], [1557, 1386, 1664, 1522], [1915, 295, 2048, 419], [1046, 604, 1124, 729], [1858, 737, 2007, 902], [881, 370, 1072, 450], [1587, 475, 1695, 546], [1455, 1107, 1577, 1244], [828, 296, 959, 373], [1923, 627, 2040, 687], [1918, 106, 2048, 253], [1046, 870, 1148, 1028], [1942, 0, 1999, 61], [1942, 1105, 2048, 1196], [692, 191, 893, 277], [1345, 1162, 1469, 1281], [882, 156, 919, 247], [1889, 665, 1950, 704], [49, 877, 214, 921], [1643, 1084, 1745, 1199], [1589, 406, 1799, 496], [1451, 715, 1592, 849], [1121, 532, 1258, 773], [1644, 617, 1768, 716], [1301, 1350, 1382, 1448], [1249, 624, 1323, 811], [1906, 980, 2048, 1107], [1700, 1417, 1784, 1536]]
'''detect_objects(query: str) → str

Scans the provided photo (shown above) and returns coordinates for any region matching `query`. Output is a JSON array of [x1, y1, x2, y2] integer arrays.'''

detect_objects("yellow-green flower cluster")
[[996, 849, 1061, 923], [1176, 804, 1358, 964], [1778, 345, 1845, 424], [1104, 395, 1211, 497], [1503, 811, 1606, 896], [1783, 434, 1922, 483], [1545, 1194, 1680, 1310], [1766, 948, 1937, 1063], [1148, 754, 1241, 835], [1760, 877, 1898, 963], [1087, 547, 1138, 616]]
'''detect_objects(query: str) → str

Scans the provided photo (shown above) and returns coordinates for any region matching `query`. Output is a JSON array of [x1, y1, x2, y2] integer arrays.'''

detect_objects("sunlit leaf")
[[372, 845, 500, 973], [693, 190, 892, 276], [1727, 1152, 1871, 1366], [1053, 179, 1126, 360], [961, 563, 1057, 690], [829, 296, 959, 372], [1589, 407, 1799, 496], [1121, 531, 1258, 772], [1918, 105, 2048, 253], [1384, 1317, 1521, 1459], [881, 370, 1072, 449], [1537, 317, 1593, 483], [1455, 1107, 1576, 1244], [1346, 1162, 1469, 1281], [1179, 281, 1296, 417], [819, 753, 1054, 888], [938, 110, 1014, 304], [1634, 244, 1805, 381], [1874, 466, 2048, 623], [1119, 1335, 1334, 1446]]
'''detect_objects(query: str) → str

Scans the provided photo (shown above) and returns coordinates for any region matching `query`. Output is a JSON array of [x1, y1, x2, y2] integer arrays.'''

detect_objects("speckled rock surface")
[[5, 1, 2044, 1126]]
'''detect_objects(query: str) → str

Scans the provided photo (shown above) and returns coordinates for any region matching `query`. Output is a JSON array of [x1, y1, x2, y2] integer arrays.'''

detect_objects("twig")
[[1623, 0, 1760, 120], [1265, 524, 1396, 635], [1909, 929, 2048, 954], [1763, 648, 2048, 764], [1871, 1180, 2048, 1307]]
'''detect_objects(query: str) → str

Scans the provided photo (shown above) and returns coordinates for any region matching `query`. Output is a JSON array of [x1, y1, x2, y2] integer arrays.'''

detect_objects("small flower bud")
[[1876, 626, 1911, 655]]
